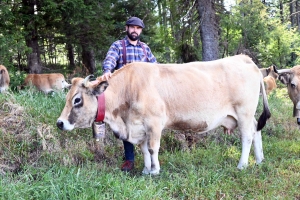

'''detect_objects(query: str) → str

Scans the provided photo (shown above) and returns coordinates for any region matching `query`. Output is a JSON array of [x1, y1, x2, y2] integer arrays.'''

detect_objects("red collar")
[[95, 93, 105, 122]]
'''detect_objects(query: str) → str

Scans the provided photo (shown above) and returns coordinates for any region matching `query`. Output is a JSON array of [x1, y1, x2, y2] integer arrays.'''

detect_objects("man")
[[101, 17, 158, 172]]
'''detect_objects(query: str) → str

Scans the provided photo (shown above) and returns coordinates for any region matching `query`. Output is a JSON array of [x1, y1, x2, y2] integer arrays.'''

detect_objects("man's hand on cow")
[[102, 72, 112, 81]]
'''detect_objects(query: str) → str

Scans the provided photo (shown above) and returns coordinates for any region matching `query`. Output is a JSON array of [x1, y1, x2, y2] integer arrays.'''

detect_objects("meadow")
[[0, 86, 299, 199]]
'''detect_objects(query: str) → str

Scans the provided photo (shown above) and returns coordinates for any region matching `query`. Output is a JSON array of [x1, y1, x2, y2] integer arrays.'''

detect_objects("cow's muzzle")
[[56, 120, 64, 130]]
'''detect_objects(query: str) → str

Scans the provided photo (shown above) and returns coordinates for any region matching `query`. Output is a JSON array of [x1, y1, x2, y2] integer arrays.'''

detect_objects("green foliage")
[[5, 67, 27, 92], [219, 0, 300, 68], [220, 0, 270, 53], [257, 20, 300, 67], [0, 1, 30, 67], [219, 9, 243, 57]]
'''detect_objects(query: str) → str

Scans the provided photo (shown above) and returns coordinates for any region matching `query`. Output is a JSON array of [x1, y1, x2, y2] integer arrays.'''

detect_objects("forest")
[[1, 0, 300, 89]]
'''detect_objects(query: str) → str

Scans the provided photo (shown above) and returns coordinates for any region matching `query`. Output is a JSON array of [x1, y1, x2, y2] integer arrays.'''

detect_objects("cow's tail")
[[257, 75, 271, 131]]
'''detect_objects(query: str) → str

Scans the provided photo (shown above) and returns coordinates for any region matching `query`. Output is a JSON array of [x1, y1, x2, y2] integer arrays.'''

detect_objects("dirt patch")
[[0, 97, 124, 174], [0, 99, 60, 175]]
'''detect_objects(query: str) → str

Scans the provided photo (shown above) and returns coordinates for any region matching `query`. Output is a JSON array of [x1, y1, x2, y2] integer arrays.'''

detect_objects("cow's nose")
[[297, 118, 300, 125], [56, 120, 64, 130]]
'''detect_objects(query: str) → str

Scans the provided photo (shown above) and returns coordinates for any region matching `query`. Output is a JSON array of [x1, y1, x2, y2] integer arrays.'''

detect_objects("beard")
[[127, 30, 140, 41]]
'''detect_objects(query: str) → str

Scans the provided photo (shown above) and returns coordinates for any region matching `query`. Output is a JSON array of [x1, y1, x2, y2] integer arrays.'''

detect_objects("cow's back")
[[24, 74, 48, 91], [106, 55, 261, 132], [0, 65, 10, 92]]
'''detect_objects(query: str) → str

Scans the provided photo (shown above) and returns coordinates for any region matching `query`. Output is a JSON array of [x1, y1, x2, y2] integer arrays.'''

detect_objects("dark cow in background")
[[0, 65, 10, 93], [24, 73, 71, 94], [57, 55, 271, 175], [278, 66, 300, 125]]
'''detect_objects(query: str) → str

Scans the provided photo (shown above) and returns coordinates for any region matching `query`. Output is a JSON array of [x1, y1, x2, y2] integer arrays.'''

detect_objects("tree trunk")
[[82, 44, 95, 74], [290, 0, 296, 27], [279, 1, 284, 23], [197, 0, 219, 61], [67, 42, 75, 70], [296, 0, 300, 31], [22, 0, 42, 74]]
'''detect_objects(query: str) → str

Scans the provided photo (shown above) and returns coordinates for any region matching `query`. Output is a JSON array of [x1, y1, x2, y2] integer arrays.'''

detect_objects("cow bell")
[[92, 121, 106, 141]]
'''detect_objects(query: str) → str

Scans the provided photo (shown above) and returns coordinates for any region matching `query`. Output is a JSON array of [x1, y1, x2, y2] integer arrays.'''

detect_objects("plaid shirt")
[[102, 36, 157, 73]]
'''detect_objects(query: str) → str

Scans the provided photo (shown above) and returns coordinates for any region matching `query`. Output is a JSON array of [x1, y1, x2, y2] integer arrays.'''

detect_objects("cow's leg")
[[252, 118, 264, 164], [237, 119, 254, 169], [141, 140, 152, 174], [148, 134, 161, 175], [143, 120, 163, 175]]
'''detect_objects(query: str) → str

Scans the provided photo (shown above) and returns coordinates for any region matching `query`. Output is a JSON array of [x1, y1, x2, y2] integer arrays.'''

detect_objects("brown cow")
[[57, 55, 271, 175], [24, 73, 71, 94], [260, 65, 278, 78], [0, 65, 10, 93], [263, 65, 279, 95], [278, 66, 300, 125]]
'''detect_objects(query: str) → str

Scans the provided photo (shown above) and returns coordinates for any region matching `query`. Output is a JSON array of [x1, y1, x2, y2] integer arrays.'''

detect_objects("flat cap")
[[126, 17, 145, 28]]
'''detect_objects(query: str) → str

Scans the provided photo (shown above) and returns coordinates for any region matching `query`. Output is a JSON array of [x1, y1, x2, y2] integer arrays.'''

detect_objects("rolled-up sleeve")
[[102, 43, 120, 73], [144, 45, 158, 63], [148, 49, 157, 63]]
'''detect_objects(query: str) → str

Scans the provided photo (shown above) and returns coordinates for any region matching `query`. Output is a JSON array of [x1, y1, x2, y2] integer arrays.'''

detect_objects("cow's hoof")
[[237, 163, 248, 170], [142, 167, 151, 175], [149, 169, 160, 175], [256, 157, 264, 164]]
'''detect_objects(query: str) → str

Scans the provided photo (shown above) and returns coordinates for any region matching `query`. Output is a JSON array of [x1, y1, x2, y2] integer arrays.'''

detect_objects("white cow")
[[57, 55, 271, 175]]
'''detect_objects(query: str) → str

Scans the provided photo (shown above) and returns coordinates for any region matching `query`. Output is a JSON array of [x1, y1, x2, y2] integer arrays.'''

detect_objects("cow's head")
[[56, 75, 108, 130], [278, 66, 300, 124], [269, 65, 279, 79], [260, 65, 278, 78]]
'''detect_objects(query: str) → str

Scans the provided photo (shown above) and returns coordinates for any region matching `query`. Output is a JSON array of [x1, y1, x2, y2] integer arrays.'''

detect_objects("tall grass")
[[0, 88, 299, 199]]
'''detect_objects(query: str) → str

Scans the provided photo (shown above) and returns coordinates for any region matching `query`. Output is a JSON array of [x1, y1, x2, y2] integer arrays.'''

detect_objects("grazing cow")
[[278, 66, 300, 125], [0, 65, 10, 93], [57, 55, 271, 175], [24, 73, 71, 94], [263, 65, 279, 95]]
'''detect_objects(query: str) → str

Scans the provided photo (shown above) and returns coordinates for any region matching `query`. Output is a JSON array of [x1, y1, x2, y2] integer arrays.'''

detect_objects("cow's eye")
[[72, 93, 83, 107], [74, 97, 81, 104]]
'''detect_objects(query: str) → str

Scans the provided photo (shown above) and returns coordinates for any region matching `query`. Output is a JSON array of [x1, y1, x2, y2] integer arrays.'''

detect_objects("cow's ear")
[[279, 73, 290, 85], [66, 83, 72, 89], [92, 81, 109, 95]]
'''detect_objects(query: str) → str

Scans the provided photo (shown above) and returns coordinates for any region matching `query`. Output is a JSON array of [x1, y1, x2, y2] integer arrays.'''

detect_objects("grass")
[[0, 87, 300, 199]]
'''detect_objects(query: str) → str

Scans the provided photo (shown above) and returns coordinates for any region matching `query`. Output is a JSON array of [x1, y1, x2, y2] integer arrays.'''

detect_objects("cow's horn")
[[83, 75, 94, 87], [277, 69, 291, 74]]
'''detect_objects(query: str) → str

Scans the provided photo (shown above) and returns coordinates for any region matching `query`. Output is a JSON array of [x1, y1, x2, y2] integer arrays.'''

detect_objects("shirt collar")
[[124, 36, 141, 46]]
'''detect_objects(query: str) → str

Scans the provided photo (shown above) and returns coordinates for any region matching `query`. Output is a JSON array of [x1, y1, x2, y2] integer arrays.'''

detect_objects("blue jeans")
[[123, 140, 134, 161]]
